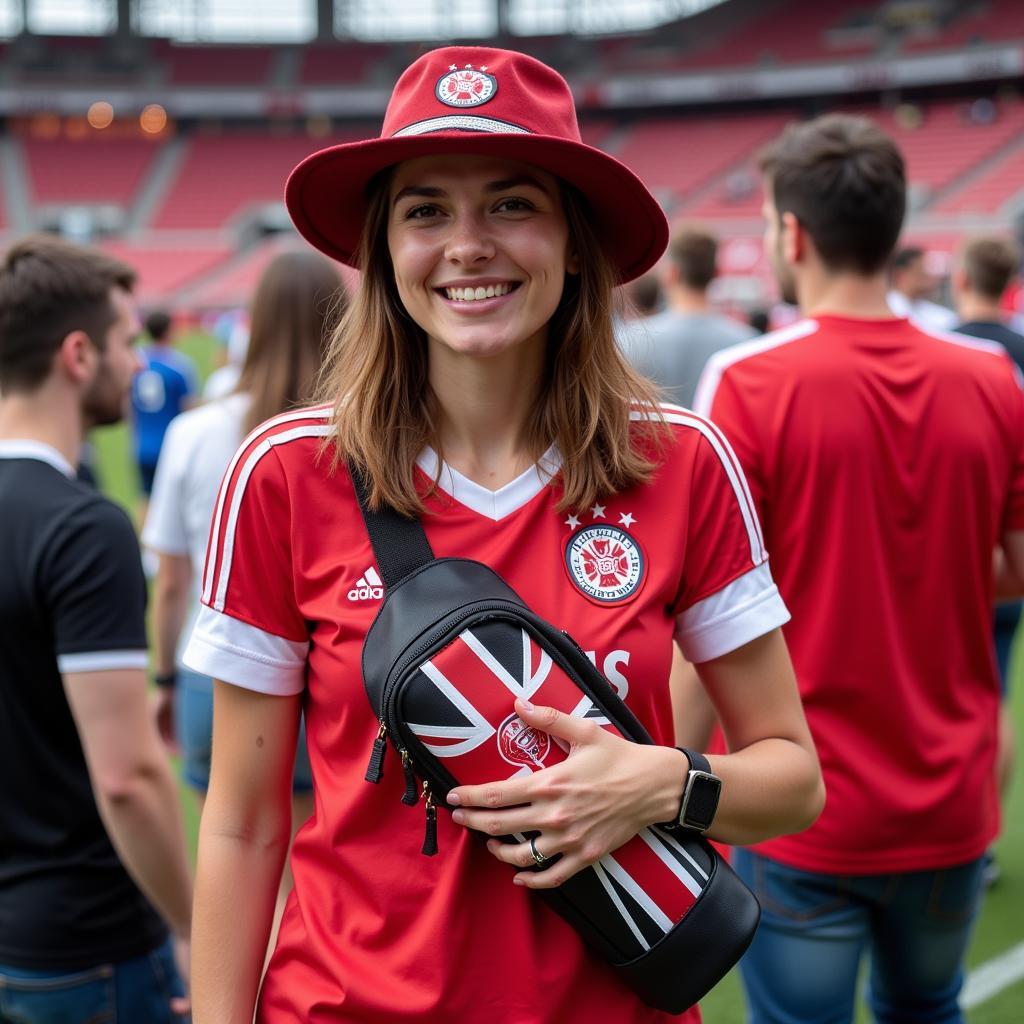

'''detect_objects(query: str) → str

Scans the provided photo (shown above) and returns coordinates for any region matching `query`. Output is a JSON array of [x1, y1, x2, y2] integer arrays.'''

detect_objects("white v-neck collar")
[[416, 446, 561, 521], [0, 439, 75, 478]]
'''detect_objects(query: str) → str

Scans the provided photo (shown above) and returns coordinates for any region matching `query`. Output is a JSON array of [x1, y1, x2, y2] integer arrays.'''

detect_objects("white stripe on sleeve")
[[58, 649, 150, 673], [675, 562, 790, 664], [632, 408, 766, 564], [202, 407, 332, 604], [183, 605, 308, 696], [692, 318, 820, 417], [211, 423, 332, 613]]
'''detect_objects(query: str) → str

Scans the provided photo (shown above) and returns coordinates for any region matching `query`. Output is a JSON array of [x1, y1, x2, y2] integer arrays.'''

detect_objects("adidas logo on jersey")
[[348, 566, 384, 601]]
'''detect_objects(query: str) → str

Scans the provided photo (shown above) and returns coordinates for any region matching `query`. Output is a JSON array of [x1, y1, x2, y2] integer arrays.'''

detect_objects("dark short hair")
[[144, 309, 172, 342], [890, 246, 924, 272], [759, 114, 906, 275], [668, 226, 718, 290], [626, 272, 662, 315], [962, 236, 1020, 300], [0, 234, 136, 393]]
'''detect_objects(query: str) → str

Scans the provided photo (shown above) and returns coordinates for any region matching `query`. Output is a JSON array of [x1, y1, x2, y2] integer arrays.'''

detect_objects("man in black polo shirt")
[[0, 235, 192, 1021], [954, 234, 1024, 888]]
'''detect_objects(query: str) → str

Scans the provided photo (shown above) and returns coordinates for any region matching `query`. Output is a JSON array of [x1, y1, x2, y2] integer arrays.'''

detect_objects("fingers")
[[483, 835, 605, 889], [451, 804, 554, 836], [513, 697, 600, 746]]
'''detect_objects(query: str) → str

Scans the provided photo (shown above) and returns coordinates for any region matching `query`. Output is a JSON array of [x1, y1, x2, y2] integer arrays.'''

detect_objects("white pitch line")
[[962, 940, 1024, 1009]]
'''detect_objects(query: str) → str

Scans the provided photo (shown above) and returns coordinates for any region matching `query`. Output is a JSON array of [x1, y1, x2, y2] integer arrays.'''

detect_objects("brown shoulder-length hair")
[[236, 249, 346, 435], [317, 173, 665, 516]]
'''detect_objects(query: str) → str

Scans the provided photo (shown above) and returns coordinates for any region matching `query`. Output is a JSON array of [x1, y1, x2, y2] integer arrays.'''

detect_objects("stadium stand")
[[298, 43, 393, 84], [613, 112, 789, 207], [901, 0, 1024, 52], [99, 240, 232, 303], [150, 130, 370, 229], [159, 42, 275, 86], [935, 141, 1024, 215], [2, 2, 1023, 308], [678, 0, 873, 69], [23, 138, 162, 205], [865, 100, 1024, 201]]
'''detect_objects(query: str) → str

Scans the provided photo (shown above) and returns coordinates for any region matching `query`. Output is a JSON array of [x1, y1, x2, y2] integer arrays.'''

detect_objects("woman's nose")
[[444, 212, 496, 266]]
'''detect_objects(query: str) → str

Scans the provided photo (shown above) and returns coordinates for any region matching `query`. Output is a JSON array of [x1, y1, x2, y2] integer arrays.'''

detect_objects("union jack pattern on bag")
[[402, 619, 712, 960]]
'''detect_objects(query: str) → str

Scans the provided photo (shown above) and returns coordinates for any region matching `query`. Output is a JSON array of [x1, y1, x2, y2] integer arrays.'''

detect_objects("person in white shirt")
[[887, 245, 958, 330], [143, 249, 345, 950]]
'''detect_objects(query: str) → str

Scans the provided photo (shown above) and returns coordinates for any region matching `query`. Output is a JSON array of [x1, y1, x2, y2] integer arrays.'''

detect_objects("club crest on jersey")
[[565, 525, 645, 605], [435, 64, 497, 108], [497, 713, 550, 769]]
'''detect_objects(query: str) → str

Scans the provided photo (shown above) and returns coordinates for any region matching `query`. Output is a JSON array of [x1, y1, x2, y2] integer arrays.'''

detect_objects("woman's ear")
[[566, 249, 580, 275]]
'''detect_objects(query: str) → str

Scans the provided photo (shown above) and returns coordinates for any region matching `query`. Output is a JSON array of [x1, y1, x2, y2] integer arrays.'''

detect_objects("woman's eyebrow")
[[486, 175, 549, 194], [392, 185, 445, 206]]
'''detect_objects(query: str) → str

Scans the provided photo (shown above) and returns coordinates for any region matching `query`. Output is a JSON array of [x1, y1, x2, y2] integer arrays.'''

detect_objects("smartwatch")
[[663, 747, 721, 834]]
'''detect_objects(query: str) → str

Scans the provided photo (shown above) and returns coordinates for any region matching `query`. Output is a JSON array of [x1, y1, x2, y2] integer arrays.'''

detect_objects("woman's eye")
[[405, 204, 440, 220], [495, 197, 533, 213]]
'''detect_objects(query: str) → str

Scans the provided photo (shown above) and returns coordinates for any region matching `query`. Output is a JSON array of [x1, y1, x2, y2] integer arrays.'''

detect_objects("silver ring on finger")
[[529, 835, 549, 867]]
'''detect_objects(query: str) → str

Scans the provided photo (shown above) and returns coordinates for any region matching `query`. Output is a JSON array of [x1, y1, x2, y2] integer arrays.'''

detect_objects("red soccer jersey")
[[185, 403, 788, 1023], [695, 315, 1024, 875]]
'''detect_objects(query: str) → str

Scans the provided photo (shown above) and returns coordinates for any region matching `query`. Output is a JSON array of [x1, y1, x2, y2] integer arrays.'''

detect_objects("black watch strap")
[[660, 746, 721, 834], [678, 746, 711, 775]]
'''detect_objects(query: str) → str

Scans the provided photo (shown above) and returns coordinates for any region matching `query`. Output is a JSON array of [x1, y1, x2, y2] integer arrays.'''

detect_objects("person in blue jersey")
[[130, 309, 197, 500]]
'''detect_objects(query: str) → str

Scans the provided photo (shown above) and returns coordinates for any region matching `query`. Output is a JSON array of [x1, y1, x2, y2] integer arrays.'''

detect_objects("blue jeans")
[[0, 937, 185, 1023], [733, 849, 985, 1024]]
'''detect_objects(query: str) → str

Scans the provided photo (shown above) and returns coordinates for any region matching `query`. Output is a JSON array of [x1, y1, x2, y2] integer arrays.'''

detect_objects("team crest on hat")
[[565, 524, 646, 605], [497, 713, 551, 769], [436, 64, 497, 108]]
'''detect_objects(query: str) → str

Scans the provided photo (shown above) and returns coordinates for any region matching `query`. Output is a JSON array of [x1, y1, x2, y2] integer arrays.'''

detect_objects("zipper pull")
[[421, 781, 438, 856], [364, 721, 387, 784], [400, 749, 419, 806]]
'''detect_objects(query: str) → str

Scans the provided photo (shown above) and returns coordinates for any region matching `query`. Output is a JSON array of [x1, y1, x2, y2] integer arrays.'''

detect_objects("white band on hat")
[[393, 115, 531, 137]]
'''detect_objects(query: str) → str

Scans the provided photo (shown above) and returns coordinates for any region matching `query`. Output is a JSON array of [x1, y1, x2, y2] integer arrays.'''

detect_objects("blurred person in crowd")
[[887, 244, 958, 330], [143, 249, 345, 955], [695, 114, 1024, 1024], [748, 308, 770, 335], [130, 308, 196, 507], [203, 307, 250, 400], [953, 233, 1024, 884], [624, 271, 663, 319], [0, 235, 191, 1021], [617, 224, 756, 408]]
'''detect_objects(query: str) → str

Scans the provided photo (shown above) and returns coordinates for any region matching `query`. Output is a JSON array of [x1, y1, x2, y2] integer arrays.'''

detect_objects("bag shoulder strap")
[[350, 464, 435, 589]]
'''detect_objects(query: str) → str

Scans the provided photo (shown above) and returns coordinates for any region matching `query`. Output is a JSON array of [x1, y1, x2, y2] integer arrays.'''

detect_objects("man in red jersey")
[[693, 115, 1024, 1024]]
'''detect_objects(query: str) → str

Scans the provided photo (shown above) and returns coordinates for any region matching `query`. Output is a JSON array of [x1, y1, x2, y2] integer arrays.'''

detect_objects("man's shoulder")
[[915, 320, 1020, 373], [702, 318, 820, 377]]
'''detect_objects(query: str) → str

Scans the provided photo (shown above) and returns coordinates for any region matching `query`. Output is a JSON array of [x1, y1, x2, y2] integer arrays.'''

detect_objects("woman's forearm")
[[706, 738, 824, 846], [191, 824, 289, 1024]]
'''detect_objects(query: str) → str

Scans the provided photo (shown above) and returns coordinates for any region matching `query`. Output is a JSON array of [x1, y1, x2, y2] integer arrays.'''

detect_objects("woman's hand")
[[446, 697, 683, 889]]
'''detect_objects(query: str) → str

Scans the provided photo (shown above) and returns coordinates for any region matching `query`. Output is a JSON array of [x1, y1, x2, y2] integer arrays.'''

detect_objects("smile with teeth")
[[443, 282, 518, 302]]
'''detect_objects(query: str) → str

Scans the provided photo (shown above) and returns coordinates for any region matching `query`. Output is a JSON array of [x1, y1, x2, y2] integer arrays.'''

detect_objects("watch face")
[[683, 772, 722, 831]]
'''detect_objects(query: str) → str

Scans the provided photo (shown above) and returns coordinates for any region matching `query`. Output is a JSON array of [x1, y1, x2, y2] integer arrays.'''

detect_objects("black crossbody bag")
[[354, 473, 760, 1014]]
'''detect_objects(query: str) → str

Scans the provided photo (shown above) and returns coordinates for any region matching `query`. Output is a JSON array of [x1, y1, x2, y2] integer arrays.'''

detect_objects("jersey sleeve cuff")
[[140, 524, 189, 556], [675, 562, 791, 663], [183, 605, 308, 696], [58, 649, 150, 673]]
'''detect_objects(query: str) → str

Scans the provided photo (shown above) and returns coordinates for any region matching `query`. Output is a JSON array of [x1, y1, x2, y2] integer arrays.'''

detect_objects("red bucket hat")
[[285, 46, 667, 283]]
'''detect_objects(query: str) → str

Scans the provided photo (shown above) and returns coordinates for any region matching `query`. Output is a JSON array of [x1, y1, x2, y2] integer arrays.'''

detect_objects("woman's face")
[[387, 154, 577, 360]]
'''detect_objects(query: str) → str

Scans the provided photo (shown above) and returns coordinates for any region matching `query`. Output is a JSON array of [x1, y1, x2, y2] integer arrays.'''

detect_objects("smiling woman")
[[183, 45, 825, 1024]]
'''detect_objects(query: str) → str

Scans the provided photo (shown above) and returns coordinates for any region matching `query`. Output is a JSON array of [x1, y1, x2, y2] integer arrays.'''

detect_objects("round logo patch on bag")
[[565, 525, 646, 605], [436, 65, 497, 108], [497, 713, 550, 769]]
